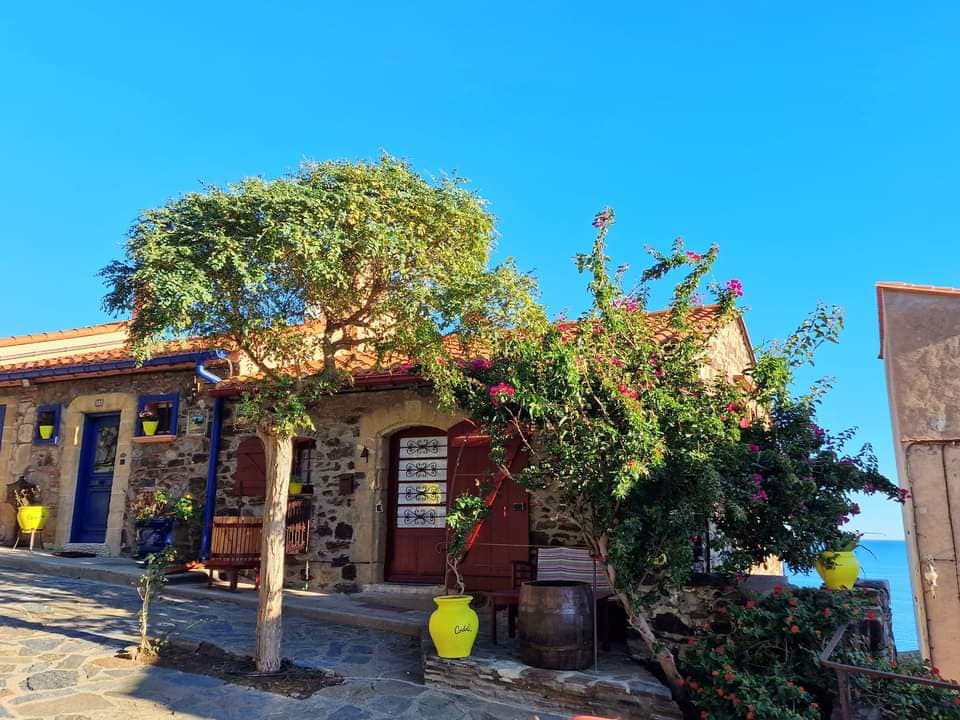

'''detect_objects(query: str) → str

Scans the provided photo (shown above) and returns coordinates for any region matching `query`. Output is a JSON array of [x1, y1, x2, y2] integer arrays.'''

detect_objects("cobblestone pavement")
[[0, 569, 563, 720]]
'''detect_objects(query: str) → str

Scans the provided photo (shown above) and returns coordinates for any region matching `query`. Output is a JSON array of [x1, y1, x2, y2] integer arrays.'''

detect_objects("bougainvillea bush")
[[682, 585, 960, 719], [437, 208, 906, 691]]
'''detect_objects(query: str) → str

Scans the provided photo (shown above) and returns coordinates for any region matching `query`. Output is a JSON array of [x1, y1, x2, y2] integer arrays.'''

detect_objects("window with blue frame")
[[136, 394, 179, 437], [34, 404, 61, 444]]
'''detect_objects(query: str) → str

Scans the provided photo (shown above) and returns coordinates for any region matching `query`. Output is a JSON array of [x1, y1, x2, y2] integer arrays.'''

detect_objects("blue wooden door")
[[71, 413, 120, 543]]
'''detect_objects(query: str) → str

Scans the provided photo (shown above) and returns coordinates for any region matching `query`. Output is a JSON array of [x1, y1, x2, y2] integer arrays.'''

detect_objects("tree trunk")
[[593, 537, 686, 697], [255, 428, 293, 673]]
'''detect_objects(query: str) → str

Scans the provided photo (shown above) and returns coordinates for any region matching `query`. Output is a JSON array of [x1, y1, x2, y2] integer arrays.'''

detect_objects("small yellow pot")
[[17, 506, 49, 532], [816, 550, 861, 590], [141, 420, 160, 436], [428, 595, 479, 658], [288, 481, 303, 495], [38, 425, 54, 440]]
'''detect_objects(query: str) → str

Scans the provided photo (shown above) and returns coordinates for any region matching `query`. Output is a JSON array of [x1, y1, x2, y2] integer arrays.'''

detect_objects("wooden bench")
[[205, 498, 312, 591], [207, 516, 263, 591]]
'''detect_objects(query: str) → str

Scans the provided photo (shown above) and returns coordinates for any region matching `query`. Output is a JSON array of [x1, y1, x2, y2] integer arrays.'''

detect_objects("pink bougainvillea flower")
[[653, 368, 664, 378], [610, 357, 625, 368], [468, 357, 493, 371], [725, 279, 744, 297], [837, 514, 850, 525], [897, 487, 912, 503], [685, 250, 703, 262], [864, 482, 877, 494], [839, 458, 855, 466], [749, 443, 761, 453], [613, 296, 640, 312], [739, 417, 752, 429], [395, 362, 416, 373], [849, 503, 861, 515], [810, 423, 825, 440], [592, 208, 614, 229], [488, 382, 516, 405], [691, 292, 704, 307], [751, 472, 764, 485], [617, 383, 639, 400], [726, 402, 740, 413], [752, 489, 769, 502]]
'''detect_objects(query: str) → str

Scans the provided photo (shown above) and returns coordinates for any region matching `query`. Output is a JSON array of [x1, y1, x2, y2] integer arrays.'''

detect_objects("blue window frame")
[[0, 404, 6, 449], [34, 404, 61, 445], [136, 393, 180, 437]]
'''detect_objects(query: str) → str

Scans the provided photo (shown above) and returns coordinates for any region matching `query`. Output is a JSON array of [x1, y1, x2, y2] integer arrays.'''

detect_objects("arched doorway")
[[384, 421, 530, 589]]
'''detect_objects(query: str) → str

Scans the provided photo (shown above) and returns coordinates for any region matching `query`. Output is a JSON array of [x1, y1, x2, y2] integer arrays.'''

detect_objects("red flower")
[[488, 382, 516, 406], [790, 624, 800, 634], [739, 417, 752, 429], [592, 208, 614, 229], [823, 608, 832, 617], [745, 600, 756, 610], [716, 645, 726, 655], [724, 672, 735, 682], [726, 402, 740, 413], [617, 384, 639, 400], [788, 597, 798, 607], [773, 585, 784, 596], [686, 250, 703, 262], [866, 610, 876, 621]]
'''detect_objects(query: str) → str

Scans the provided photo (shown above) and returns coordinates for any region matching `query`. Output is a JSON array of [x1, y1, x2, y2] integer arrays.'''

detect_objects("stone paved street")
[[0, 569, 564, 719]]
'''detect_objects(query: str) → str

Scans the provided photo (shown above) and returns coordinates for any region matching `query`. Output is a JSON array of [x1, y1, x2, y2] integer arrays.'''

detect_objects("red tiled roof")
[[211, 305, 750, 395], [0, 321, 127, 348], [0, 336, 212, 374]]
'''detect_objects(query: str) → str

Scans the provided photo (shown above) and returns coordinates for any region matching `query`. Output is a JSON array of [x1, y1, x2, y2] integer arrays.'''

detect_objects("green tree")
[[438, 208, 903, 694], [101, 154, 537, 672]]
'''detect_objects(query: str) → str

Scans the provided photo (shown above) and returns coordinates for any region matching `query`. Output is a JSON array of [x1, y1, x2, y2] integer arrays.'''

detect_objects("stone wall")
[[0, 370, 216, 554]]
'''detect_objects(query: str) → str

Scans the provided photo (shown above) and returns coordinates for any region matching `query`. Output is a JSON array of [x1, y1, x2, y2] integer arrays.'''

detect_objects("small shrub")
[[137, 547, 176, 655], [847, 654, 960, 719], [680, 586, 873, 719]]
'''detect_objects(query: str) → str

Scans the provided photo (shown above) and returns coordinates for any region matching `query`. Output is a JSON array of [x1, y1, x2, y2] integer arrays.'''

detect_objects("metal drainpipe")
[[195, 356, 225, 560]]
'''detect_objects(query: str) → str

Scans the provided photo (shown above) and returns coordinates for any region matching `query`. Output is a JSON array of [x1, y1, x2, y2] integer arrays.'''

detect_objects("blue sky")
[[3, 3, 959, 539]]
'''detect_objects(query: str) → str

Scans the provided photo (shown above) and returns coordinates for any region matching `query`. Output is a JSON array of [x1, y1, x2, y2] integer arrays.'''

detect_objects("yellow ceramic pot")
[[38, 425, 54, 440], [816, 550, 861, 590], [141, 420, 160, 436], [429, 595, 479, 658], [17, 506, 49, 532], [288, 481, 303, 495]]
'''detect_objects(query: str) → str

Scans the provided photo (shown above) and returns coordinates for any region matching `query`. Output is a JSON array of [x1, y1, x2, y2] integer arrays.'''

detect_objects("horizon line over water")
[[787, 539, 918, 651]]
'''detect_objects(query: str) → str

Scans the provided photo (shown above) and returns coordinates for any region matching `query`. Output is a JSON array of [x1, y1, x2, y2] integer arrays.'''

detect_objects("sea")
[[787, 540, 918, 651]]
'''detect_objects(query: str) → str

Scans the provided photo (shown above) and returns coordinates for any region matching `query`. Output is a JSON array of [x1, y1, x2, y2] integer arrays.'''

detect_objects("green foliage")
[[134, 490, 201, 522], [680, 586, 874, 719], [445, 492, 488, 594], [101, 154, 538, 435], [137, 546, 176, 655], [437, 208, 907, 684], [713, 308, 905, 575], [847, 654, 960, 719]]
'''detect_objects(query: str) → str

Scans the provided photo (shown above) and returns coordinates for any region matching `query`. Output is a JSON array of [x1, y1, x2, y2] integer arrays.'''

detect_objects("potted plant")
[[288, 475, 304, 495], [15, 485, 48, 533], [816, 531, 862, 590], [133, 490, 200, 558], [139, 405, 160, 436], [428, 493, 485, 658], [37, 410, 56, 440]]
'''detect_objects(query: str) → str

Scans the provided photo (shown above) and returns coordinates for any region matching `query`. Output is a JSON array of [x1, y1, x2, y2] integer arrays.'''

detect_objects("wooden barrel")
[[517, 580, 594, 670]]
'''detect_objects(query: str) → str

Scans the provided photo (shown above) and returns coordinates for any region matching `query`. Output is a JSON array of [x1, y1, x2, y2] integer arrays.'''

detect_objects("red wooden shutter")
[[233, 436, 267, 497]]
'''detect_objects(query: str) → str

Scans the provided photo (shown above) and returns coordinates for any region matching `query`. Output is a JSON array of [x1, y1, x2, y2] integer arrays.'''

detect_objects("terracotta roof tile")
[[0, 321, 128, 348], [0, 336, 212, 373]]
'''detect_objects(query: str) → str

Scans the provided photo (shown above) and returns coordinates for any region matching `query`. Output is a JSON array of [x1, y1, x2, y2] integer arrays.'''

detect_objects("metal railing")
[[820, 621, 960, 719]]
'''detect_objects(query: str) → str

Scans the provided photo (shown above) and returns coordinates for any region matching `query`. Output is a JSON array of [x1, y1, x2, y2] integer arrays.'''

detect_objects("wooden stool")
[[489, 589, 520, 644], [13, 528, 44, 551]]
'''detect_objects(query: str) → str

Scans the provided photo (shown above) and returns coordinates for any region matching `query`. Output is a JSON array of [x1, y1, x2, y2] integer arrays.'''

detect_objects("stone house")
[[0, 306, 756, 593], [877, 281, 960, 680]]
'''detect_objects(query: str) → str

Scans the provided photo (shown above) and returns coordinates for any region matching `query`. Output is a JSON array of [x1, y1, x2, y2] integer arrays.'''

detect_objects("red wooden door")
[[447, 420, 530, 591], [385, 427, 449, 583]]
